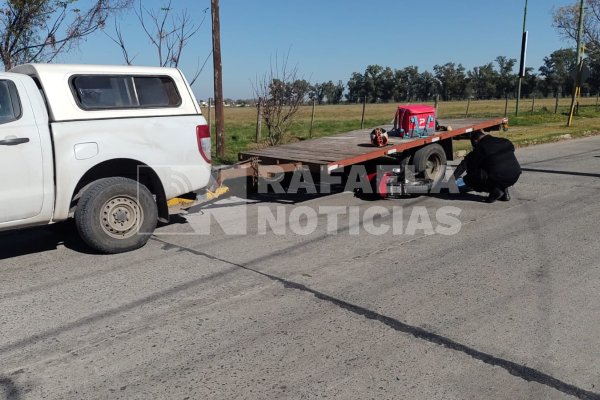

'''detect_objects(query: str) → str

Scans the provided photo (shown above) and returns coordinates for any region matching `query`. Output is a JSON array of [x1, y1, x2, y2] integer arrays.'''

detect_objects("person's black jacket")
[[465, 135, 521, 187]]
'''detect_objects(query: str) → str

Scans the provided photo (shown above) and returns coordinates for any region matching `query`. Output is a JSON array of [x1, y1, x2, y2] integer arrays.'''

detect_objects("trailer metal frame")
[[214, 117, 508, 184]]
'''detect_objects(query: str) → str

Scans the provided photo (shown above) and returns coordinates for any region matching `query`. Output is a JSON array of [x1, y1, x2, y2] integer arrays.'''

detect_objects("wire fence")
[[200, 94, 600, 148]]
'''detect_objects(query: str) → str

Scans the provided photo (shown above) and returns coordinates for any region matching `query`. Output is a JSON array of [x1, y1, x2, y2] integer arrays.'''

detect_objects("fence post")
[[255, 97, 262, 143], [531, 95, 535, 113], [555, 94, 559, 114], [504, 95, 509, 117], [464, 97, 471, 118], [361, 96, 367, 129], [309, 99, 316, 138], [596, 93, 599, 112]]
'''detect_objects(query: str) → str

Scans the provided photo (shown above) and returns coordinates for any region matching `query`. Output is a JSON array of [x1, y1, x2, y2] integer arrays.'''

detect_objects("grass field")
[[202, 96, 600, 164]]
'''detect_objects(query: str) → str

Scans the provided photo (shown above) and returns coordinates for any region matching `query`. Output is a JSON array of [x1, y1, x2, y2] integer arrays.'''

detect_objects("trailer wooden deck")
[[239, 117, 508, 173]]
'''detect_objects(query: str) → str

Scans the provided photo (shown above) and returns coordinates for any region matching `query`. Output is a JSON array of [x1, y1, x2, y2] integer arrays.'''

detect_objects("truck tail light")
[[196, 125, 211, 164]]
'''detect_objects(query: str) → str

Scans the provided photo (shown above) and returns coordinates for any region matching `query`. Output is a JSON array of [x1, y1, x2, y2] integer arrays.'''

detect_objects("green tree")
[[553, 1, 600, 95], [521, 67, 539, 98], [346, 72, 365, 103], [377, 66, 395, 103], [320, 81, 335, 104], [346, 65, 393, 103], [586, 54, 600, 94], [414, 71, 437, 101], [433, 62, 467, 100], [495, 56, 517, 98], [363, 64, 383, 103], [310, 82, 326, 105], [539, 48, 577, 96], [393, 66, 419, 101], [330, 80, 344, 104], [467, 63, 497, 99]]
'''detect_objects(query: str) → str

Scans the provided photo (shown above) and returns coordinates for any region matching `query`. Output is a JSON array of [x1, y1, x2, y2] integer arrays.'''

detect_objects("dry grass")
[[201, 97, 600, 164]]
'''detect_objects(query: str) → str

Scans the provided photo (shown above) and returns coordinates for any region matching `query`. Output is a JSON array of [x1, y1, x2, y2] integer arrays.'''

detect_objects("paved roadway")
[[1, 136, 600, 400]]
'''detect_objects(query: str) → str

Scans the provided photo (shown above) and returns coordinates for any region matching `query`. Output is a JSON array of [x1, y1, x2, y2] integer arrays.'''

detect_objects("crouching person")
[[453, 131, 521, 203]]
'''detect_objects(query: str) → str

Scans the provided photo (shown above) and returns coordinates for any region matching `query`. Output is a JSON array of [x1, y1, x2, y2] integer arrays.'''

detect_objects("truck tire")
[[75, 177, 158, 254], [411, 143, 447, 184]]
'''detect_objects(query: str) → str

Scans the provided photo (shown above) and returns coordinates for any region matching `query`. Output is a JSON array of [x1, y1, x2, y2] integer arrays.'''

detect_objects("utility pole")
[[211, 0, 225, 158], [567, 0, 585, 127], [515, 0, 528, 116]]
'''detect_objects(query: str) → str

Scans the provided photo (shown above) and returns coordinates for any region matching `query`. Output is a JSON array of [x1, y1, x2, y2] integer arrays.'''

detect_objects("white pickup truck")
[[0, 64, 212, 253]]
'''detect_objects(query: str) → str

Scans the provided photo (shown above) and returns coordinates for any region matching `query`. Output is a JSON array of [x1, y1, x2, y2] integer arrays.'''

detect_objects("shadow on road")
[[426, 191, 488, 203], [0, 376, 21, 400], [183, 176, 351, 214], [521, 167, 600, 179], [8, 164, 594, 258], [0, 221, 97, 259]]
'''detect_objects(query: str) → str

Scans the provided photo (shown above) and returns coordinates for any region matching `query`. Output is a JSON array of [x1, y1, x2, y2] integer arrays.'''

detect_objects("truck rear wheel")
[[75, 177, 158, 254], [411, 143, 447, 184]]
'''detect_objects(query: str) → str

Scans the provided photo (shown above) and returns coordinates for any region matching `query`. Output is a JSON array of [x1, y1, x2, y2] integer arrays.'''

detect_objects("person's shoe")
[[486, 187, 504, 203], [500, 188, 510, 201]]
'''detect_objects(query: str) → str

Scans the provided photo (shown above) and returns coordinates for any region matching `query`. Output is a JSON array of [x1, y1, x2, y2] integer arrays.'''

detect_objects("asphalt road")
[[1, 136, 600, 400]]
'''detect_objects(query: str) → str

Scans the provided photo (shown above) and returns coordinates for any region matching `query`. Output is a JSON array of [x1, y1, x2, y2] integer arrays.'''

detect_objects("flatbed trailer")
[[213, 117, 508, 193], [240, 117, 506, 173]]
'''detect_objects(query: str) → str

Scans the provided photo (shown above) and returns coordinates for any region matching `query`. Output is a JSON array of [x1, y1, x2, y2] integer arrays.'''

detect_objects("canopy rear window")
[[71, 75, 182, 110]]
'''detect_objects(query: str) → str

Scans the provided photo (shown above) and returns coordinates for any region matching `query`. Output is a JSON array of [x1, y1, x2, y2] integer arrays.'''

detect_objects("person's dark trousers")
[[463, 171, 509, 202], [463, 170, 494, 193]]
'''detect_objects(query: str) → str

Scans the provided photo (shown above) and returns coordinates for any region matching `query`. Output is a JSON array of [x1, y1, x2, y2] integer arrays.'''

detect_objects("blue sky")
[[62, 0, 576, 99]]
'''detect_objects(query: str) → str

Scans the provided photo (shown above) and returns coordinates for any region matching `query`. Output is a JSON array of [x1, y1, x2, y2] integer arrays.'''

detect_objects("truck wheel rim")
[[425, 154, 443, 181], [100, 195, 143, 239]]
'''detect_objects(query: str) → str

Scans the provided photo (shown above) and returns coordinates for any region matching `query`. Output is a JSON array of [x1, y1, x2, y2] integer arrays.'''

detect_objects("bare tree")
[[254, 52, 309, 146], [553, 1, 600, 56], [106, 0, 208, 85], [106, 20, 135, 65], [0, 0, 132, 70]]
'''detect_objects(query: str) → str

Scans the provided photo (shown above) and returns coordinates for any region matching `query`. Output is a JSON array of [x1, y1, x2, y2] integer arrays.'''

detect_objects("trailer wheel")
[[75, 177, 158, 254], [411, 143, 447, 184]]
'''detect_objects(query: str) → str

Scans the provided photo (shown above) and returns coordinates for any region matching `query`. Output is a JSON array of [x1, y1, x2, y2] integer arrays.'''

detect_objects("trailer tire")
[[75, 177, 158, 254], [411, 143, 447, 184]]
